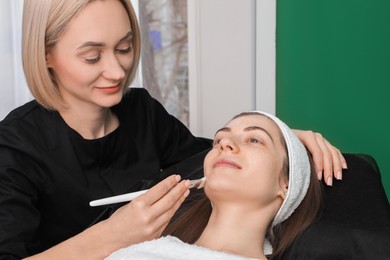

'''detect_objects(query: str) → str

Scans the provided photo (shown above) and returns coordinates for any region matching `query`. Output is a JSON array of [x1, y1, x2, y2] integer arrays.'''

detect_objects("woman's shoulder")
[[0, 100, 60, 148], [1, 100, 40, 124], [0, 100, 43, 134]]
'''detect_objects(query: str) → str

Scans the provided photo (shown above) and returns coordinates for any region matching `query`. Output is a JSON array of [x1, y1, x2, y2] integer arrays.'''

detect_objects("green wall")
[[276, 0, 390, 200]]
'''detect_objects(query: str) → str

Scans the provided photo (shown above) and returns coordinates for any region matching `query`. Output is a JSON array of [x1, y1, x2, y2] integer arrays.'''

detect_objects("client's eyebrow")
[[215, 127, 230, 135], [77, 31, 133, 50], [214, 126, 274, 142], [244, 126, 274, 142]]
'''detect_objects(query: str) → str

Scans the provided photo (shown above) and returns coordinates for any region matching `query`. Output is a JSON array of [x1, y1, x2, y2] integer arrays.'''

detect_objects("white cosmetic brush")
[[89, 177, 206, 207]]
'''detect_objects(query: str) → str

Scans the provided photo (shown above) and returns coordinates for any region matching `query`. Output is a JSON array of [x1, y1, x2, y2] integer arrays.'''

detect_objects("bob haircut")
[[22, 0, 141, 111]]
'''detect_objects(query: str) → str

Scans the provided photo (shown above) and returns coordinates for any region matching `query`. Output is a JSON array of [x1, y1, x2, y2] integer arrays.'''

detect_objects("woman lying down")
[[107, 111, 322, 260]]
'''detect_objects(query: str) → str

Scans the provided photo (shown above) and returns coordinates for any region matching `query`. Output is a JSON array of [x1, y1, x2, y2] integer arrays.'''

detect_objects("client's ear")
[[281, 186, 288, 200], [278, 175, 289, 200]]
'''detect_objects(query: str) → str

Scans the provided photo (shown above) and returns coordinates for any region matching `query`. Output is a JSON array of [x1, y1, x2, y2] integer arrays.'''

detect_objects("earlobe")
[[279, 186, 288, 200], [278, 174, 289, 200]]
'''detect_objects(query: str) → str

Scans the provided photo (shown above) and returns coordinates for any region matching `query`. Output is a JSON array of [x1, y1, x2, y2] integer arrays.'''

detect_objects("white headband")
[[251, 111, 311, 255]]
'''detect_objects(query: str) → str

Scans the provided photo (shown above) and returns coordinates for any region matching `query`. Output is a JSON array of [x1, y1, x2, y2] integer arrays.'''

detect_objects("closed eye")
[[116, 46, 132, 54], [85, 54, 101, 64]]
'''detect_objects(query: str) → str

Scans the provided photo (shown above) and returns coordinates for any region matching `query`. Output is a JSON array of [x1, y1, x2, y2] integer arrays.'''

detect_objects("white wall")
[[188, 0, 275, 138], [256, 0, 276, 115], [0, 0, 30, 120]]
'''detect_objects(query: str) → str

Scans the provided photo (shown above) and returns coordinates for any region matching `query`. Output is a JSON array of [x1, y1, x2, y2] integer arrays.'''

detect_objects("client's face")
[[204, 114, 288, 209]]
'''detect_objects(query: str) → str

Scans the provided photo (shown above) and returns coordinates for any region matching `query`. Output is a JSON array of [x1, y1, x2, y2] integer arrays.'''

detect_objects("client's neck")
[[195, 204, 273, 260]]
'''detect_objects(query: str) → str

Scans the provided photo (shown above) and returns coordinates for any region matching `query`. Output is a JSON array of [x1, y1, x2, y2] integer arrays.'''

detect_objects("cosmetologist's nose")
[[102, 54, 126, 82]]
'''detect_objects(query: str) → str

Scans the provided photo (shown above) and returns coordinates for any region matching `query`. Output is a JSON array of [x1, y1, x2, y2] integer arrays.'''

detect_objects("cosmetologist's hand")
[[293, 129, 347, 186], [105, 174, 190, 248]]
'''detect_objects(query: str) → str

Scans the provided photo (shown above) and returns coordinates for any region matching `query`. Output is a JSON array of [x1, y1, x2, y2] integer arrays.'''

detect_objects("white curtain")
[[0, 0, 31, 120]]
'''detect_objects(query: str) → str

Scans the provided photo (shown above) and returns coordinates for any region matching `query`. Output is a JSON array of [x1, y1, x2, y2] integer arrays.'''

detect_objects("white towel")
[[252, 111, 311, 255], [106, 236, 256, 260]]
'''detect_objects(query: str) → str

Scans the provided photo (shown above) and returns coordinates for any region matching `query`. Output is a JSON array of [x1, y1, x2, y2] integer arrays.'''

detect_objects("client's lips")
[[214, 159, 241, 169]]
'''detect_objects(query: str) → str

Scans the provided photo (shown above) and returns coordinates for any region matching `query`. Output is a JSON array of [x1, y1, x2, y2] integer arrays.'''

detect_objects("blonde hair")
[[22, 0, 141, 110]]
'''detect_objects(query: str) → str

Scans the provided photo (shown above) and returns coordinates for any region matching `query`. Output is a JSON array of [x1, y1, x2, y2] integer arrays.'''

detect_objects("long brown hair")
[[163, 164, 321, 259], [269, 158, 322, 259], [163, 113, 322, 259], [163, 190, 212, 244]]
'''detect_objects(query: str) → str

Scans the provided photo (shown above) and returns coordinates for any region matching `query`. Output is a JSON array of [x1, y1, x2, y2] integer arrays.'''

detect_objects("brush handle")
[[89, 189, 148, 207], [89, 177, 206, 207]]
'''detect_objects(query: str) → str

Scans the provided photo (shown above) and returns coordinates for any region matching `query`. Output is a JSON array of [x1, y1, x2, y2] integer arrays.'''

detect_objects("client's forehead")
[[226, 115, 281, 138]]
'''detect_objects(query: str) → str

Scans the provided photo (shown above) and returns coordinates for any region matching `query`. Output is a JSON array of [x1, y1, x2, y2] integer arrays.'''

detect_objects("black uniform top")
[[0, 88, 211, 258]]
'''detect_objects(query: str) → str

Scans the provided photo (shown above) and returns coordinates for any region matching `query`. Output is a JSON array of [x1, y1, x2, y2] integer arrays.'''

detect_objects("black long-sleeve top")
[[0, 88, 211, 258]]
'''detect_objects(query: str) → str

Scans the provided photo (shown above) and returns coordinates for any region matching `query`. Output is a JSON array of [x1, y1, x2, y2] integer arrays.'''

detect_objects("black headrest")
[[283, 154, 390, 259]]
